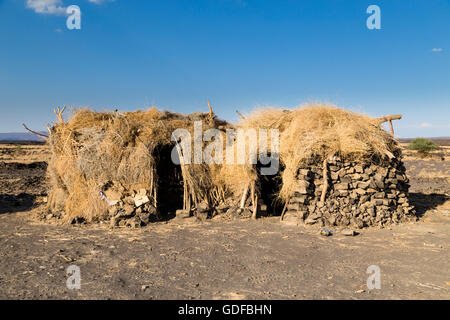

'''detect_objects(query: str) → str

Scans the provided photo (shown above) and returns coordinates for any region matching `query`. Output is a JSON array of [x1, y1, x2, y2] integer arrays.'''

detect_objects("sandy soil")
[[0, 142, 449, 300]]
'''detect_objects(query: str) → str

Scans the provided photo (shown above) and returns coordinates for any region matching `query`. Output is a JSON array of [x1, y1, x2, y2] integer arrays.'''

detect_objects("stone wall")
[[283, 157, 416, 228]]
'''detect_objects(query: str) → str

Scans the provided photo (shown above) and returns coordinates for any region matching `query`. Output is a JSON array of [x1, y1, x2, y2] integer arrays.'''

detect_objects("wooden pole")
[[388, 120, 395, 137], [22, 124, 49, 139], [207, 101, 216, 124], [378, 114, 402, 123], [378, 114, 402, 138], [251, 194, 258, 220], [236, 110, 246, 120], [240, 182, 250, 209], [183, 181, 187, 211], [280, 197, 290, 222], [250, 182, 256, 219]]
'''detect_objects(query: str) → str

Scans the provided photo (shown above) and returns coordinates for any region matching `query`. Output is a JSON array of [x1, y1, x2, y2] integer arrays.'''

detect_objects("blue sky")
[[0, 0, 449, 137]]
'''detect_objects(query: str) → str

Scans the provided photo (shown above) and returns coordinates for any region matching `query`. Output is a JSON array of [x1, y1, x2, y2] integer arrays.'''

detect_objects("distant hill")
[[0, 132, 46, 142]]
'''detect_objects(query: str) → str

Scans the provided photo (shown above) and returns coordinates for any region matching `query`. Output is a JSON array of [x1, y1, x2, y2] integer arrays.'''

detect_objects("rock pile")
[[282, 157, 416, 228], [101, 183, 158, 228]]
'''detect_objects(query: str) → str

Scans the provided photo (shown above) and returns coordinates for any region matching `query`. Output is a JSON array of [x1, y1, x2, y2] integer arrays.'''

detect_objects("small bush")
[[408, 138, 439, 157], [14, 144, 23, 156]]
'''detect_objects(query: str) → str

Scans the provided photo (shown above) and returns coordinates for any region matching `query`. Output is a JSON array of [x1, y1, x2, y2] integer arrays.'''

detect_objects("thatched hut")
[[222, 104, 416, 228], [46, 107, 232, 226], [44, 103, 416, 229]]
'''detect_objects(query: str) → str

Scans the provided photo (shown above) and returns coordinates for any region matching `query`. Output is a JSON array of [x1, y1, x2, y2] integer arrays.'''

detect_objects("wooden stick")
[[22, 124, 49, 138], [320, 158, 328, 203], [150, 171, 156, 207], [236, 110, 246, 120], [280, 196, 290, 222], [183, 181, 187, 211], [251, 194, 258, 220], [378, 114, 402, 137], [154, 182, 158, 208], [207, 101, 213, 115], [53, 105, 67, 124], [190, 185, 198, 211], [250, 182, 255, 207], [240, 182, 250, 209], [249, 182, 257, 219], [207, 101, 214, 119], [388, 120, 395, 137], [207, 101, 216, 124], [378, 114, 402, 123], [187, 190, 191, 213]]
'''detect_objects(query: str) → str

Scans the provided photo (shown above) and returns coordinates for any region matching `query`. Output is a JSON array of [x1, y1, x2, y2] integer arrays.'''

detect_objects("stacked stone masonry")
[[284, 157, 416, 228]]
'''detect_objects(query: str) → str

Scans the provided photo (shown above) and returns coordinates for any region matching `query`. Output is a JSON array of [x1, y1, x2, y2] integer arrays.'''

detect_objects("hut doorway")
[[155, 144, 184, 217], [256, 162, 284, 216]]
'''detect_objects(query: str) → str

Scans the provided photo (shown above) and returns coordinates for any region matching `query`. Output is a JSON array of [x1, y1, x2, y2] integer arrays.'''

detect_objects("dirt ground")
[[0, 142, 449, 300]]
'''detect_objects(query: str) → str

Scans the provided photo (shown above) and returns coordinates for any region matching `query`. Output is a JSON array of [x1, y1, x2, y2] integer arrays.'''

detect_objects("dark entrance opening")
[[155, 144, 184, 218], [256, 162, 284, 216]]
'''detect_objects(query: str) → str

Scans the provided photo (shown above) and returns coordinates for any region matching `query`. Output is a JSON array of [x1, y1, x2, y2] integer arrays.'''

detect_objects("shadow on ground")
[[409, 192, 449, 218], [0, 194, 36, 214]]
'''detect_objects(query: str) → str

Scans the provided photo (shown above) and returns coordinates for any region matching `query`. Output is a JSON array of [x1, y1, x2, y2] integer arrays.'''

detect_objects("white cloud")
[[419, 122, 433, 128], [26, 0, 66, 15], [431, 48, 443, 52]]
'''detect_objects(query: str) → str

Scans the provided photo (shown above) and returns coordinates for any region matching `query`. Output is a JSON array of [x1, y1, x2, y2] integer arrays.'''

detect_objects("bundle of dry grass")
[[221, 104, 399, 204], [47, 107, 231, 224]]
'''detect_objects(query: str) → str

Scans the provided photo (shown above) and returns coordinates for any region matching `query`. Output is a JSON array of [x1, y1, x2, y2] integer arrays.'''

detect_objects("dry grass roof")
[[47, 107, 230, 222], [224, 104, 399, 200]]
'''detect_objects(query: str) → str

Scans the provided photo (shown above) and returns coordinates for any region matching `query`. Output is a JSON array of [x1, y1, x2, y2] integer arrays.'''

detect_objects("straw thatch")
[[47, 107, 231, 224], [221, 104, 400, 203]]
